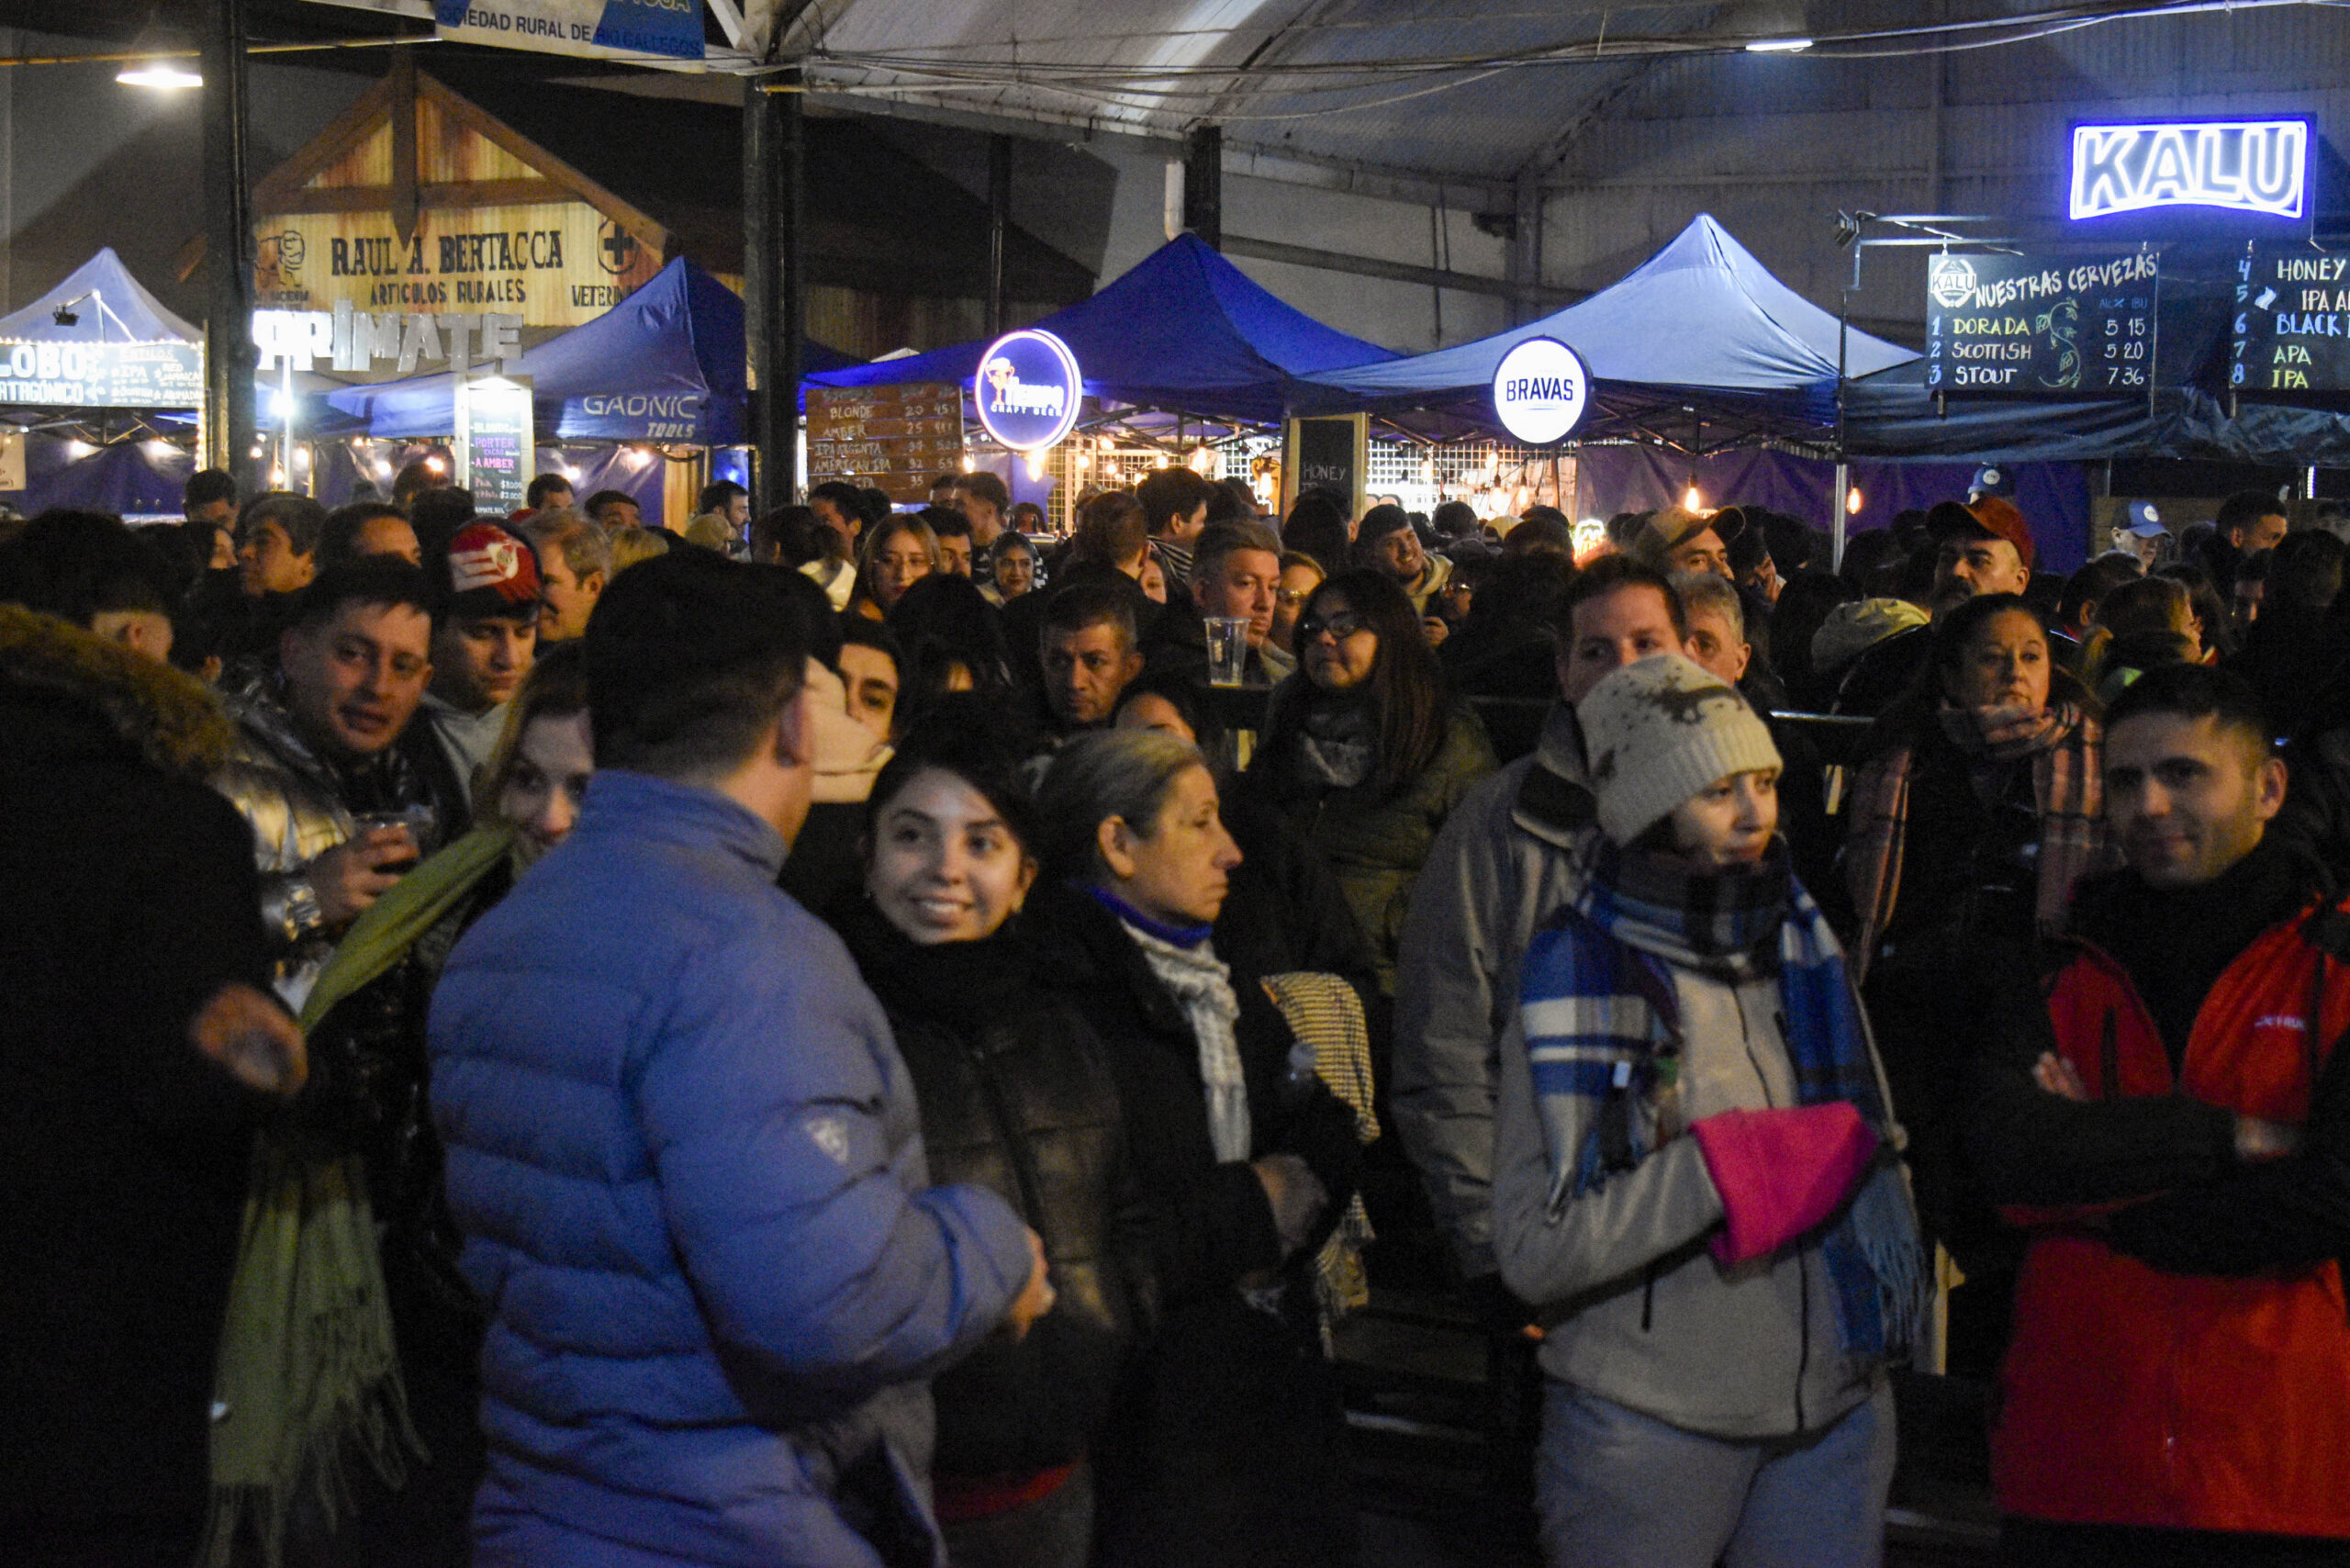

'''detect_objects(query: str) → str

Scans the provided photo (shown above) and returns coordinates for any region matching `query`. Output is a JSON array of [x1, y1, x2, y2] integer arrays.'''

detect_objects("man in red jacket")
[[1967, 662, 2350, 1565]]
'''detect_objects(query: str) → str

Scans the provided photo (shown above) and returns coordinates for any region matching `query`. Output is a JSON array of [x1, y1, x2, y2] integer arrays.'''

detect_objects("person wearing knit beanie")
[[1579, 653, 1782, 849]]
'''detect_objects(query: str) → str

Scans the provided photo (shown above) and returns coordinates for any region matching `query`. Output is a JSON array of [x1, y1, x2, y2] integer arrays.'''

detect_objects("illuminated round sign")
[[973, 328, 1082, 453], [1491, 336, 1590, 445]]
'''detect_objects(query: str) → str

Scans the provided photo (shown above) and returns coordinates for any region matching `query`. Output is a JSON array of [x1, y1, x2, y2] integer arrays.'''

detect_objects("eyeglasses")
[[1276, 587, 1315, 606], [1297, 610, 1368, 643]]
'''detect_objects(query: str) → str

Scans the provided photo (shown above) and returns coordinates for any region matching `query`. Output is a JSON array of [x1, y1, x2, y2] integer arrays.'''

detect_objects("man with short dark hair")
[[1968, 663, 2350, 1562], [520, 472, 574, 519], [2201, 488, 2291, 593], [423, 522, 541, 801], [686, 480, 751, 556], [212, 560, 461, 1006], [1039, 580, 1145, 738], [582, 488, 643, 532], [951, 469, 1012, 557], [319, 501, 421, 571], [430, 552, 1049, 1567], [1395, 556, 1695, 1286], [927, 507, 976, 577], [1356, 504, 1452, 613], [1137, 466, 1217, 592], [185, 467, 238, 530], [809, 479, 867, 553]]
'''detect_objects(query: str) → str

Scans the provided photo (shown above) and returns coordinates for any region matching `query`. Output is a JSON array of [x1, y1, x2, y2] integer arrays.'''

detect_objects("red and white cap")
[[442, 522, 541, 615]]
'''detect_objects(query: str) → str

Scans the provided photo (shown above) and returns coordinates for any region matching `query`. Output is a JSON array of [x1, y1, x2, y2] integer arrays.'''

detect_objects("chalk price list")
[[2232, 250, 2350, 394], [1925, 252, 2158, 394]]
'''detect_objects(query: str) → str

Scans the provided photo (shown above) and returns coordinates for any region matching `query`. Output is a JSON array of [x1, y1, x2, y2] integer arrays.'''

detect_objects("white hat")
[[1580, 654, 1782, 846]]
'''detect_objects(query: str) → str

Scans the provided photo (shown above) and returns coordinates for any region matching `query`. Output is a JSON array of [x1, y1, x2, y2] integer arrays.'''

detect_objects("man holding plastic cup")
[[1147, 521, 1293, 689]]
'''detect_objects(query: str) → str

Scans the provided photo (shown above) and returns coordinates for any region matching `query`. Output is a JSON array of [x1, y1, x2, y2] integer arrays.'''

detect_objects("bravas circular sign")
[[1491, 336, 1591, 445]]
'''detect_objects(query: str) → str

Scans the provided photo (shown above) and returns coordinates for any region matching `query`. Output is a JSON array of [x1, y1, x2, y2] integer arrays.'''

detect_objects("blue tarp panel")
[[325, 258, 856, 442], [0, 248, 198, 345], [1297, 216, 1917, 437], [5, 435, 195, 519], [1574, 445, 2092, 575], [804, 233, 1396, 425]]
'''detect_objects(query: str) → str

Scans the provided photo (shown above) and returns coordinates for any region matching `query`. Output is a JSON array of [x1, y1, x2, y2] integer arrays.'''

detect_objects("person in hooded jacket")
[[1492, 654, 1923, 1568], [1027, 729, 1366, 1568], [830, 707, 1151, 1568]]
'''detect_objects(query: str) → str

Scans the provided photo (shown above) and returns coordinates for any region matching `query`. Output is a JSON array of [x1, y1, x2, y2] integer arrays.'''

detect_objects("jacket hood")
[[0, 604, 233, 781]]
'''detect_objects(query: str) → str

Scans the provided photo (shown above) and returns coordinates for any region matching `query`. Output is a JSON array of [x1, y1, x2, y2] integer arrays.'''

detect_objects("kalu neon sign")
[[2070, 119, 2308, 222]]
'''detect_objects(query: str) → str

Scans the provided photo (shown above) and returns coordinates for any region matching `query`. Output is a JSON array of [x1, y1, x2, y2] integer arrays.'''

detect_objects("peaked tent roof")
[[325, 257, 857, 443], [804, 232, 1395, 425], [1298, 215, 1917, 441], [0, 248, 198, 346]]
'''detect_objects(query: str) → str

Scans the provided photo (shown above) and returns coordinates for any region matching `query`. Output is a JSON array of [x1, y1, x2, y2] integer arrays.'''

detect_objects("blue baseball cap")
[[2122, 500, 2165, 538], [1969, 465, 2015, 499]]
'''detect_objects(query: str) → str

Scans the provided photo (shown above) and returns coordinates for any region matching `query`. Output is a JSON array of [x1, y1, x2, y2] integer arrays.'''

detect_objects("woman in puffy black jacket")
[[828, 705, 1149, 1568]]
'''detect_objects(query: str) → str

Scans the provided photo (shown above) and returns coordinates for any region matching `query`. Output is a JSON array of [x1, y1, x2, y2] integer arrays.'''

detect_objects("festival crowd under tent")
[[1295, 215, 1919, 447]]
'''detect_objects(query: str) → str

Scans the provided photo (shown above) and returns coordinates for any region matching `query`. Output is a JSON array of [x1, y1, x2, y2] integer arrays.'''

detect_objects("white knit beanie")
[[1580, 654, 1783, 846]]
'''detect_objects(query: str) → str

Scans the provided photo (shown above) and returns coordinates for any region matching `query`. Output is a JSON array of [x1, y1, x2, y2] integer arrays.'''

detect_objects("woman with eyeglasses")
[[1242, 567, 1497, 994], [846, 512, 942, 622]]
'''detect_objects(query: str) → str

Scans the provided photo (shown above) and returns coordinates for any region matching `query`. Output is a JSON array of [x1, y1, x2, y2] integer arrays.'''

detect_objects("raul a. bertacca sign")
[[435, 0, 703, 62], [973, 330, 1081, 453], [1491, 337, 1590, 445], [2070, 119, 2308, 222]]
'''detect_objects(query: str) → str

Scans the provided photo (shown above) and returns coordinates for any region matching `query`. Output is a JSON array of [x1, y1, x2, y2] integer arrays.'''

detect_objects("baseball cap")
[[2122, 500, 2165, 538], [1629, 505, 1744, 568], [1927, 497, 2037, 572], [438, 521, 542, 620], [1969, 465, 2016, 499]]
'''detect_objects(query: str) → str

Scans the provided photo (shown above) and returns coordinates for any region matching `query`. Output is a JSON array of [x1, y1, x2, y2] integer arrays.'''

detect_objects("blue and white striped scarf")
[[1521, 837, 1925, 1358]]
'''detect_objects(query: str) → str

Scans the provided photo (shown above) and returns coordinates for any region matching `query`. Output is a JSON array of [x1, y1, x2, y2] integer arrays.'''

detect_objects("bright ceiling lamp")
[[1726, 0, 1811, 52], [118, 61, 202, 88]]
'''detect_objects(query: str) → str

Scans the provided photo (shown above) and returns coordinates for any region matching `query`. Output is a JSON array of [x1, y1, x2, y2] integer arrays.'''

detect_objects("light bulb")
[[1684, 484, 1704, 510], [1845, 487, 1864, 515]]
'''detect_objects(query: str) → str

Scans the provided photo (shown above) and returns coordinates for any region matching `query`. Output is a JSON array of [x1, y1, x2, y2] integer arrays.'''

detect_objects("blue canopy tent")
[[802, 232, 1396, 426], [1296, 215, 1919, 447], [324, 258, 857, 443], [0, 247, 205, 419], [4, 435, 195, 520]]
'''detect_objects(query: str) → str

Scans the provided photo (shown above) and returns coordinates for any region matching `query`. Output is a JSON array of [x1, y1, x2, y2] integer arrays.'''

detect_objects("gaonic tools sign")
[[972, 330, 1081, 453], [1490, 337, 1591, 444]]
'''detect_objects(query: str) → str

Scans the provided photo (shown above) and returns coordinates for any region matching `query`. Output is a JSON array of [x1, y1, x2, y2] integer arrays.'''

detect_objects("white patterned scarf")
[[1122, 920, 1252, 1163]]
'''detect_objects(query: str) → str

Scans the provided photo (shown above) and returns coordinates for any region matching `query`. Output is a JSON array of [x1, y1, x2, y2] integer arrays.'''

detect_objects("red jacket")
[[1994, 904, 2350, 1535]]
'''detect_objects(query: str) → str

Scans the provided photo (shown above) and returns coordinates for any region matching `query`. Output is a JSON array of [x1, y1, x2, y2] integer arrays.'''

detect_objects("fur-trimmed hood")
[[0, 603, 234, 780]]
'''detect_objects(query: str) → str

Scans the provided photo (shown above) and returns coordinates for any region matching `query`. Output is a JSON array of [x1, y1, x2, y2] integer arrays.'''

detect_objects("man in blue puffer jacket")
[[431, 554, 1050, 1568]]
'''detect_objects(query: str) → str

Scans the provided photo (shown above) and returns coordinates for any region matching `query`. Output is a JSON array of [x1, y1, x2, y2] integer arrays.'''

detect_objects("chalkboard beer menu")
[[1924, 251, 2160, 394], [806, 383, 965, 504], [2232, 247, 2350, 394]]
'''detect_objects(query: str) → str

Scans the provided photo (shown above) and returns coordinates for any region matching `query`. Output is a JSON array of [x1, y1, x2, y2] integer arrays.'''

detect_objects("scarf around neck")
[[1937, 697, 2066, 761], [1093, 886, 1252, 1164], [1518, 840, 1925, 1360]]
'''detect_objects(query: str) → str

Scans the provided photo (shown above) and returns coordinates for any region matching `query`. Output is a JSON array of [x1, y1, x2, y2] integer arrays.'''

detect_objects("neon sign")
[[972, 329, 1081, 452], [2069, 119, 2308, 222]]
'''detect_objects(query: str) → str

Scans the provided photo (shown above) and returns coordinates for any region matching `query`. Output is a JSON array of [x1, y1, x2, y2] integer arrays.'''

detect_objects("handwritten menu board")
[[1924, 251, 2159, 394], [458, 375, 532, 515], [2232, 247, 2350, 394], [806, 383, 964, 504]]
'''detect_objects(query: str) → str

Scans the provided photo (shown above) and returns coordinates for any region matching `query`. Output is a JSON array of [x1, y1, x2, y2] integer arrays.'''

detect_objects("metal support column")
[[1510, 174, 1543, 327], [744, 70, 805, 509], [987, 134, 1011, 337], [1183, 125, 1223, 248], [201, 0, 255, 491]]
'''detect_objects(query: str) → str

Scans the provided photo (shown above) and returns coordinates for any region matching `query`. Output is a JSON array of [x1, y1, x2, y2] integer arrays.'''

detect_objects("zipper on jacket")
[[1794, 1251, 1811, 1433], [968, 1041, 1046, 1226]]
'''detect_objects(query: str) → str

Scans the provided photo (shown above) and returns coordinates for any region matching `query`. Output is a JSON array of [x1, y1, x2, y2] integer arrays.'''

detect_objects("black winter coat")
[[0, 609, 279, 1542], [832, 896, 1151, 1483], [1021, 882, 1362, 1568]]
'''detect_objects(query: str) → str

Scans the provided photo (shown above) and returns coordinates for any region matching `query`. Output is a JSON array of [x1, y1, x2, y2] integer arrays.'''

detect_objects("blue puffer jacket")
[[430, 770, 1035, 1568]]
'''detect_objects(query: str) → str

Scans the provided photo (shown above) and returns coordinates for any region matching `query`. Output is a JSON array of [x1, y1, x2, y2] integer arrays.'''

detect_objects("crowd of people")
[[4, 457, 2348, 1568]]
